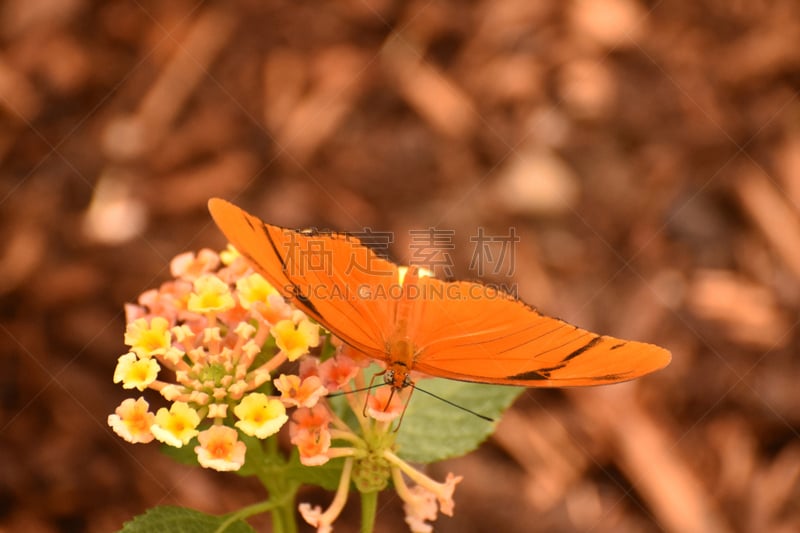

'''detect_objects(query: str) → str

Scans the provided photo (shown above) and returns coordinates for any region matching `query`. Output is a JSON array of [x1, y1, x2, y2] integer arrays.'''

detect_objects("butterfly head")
[[385, 362, 413, 391]]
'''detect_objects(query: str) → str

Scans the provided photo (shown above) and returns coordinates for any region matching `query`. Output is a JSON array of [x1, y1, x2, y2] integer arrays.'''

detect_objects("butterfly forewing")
[[208, 198, 397, 360]]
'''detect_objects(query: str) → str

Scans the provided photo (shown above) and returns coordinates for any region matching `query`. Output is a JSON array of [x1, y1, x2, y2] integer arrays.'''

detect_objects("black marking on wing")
[[593, 373, 626, 381], [292, 286, 322, 318], [506, 367, 628, 383], [507, 362, 567, 381], [506, 369, 550, 381], [255, 222, 324, 320], [610, 342, 627, 350], [261, 223, 287, 270], [561, 335, 602, 362]]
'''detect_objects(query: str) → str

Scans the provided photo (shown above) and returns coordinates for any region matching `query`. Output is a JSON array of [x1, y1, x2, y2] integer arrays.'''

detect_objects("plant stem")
[[214, 500, 278, 533], [255, 471, 298, 533], [360, 491, 378, 533], [252, 438, 299, 533], [276, 501, 298, 533]]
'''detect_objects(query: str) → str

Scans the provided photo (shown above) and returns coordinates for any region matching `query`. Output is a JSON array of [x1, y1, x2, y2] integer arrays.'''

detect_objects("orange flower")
[[289, 404, 331, 438], [290, 404, 334, 465], [195, 425, 246, 471], [107, 397, 155, 444], [275, 374, 328, 408], [292, 427, 332, 466]]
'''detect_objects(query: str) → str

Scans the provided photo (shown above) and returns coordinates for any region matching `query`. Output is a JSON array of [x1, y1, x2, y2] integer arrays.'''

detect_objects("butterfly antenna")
[[411, 384, 494, 422], [326, 382, 385, 398]]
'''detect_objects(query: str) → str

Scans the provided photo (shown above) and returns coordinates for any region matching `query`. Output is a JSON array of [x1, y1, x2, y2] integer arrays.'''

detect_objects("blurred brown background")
[[2, 0, 799, 531]]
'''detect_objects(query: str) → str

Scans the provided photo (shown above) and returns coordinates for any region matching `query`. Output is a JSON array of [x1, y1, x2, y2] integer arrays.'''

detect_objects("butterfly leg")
[[391, 385, 415, 432], [362, 368, 387, 418]]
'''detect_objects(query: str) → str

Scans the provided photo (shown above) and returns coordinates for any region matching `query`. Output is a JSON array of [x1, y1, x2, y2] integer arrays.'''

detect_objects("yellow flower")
[[124, 317, 171, 358], [187, 274, 235, 313], [113, 352, 160, 390], [236, 273, 279, 309], [195, 425, 246, 472], [151, 402, 200, 447], [219, 244, 240, 265], [107, 397, 155, 443], [234, 393, 288, 438], [271, 318, 320, 361]]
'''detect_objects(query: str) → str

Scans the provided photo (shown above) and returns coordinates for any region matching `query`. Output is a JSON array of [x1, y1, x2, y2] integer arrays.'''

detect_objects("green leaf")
[[118, 506, 255, 533], [159, 441, 200, 468], [395, 379, 523, 463], [318, 331, 338, 361], [251, 330, 277, 369], [325, 362, 522, 463], [232, 433, 267, 477]]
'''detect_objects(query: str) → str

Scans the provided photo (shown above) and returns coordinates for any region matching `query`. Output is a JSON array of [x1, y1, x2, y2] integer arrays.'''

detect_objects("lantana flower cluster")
[[108, 247, 462, 532]]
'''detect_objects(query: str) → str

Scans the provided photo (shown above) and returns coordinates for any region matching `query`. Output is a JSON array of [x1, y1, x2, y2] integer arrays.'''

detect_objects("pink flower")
[[402, 485, 438, 533], [387, 449, 463, 529], [299, 357, 320, 380], [170, 249, 220, 281], [135, 280, 193, 324], [318, 354, 360, 392], [298, 458, 353, 532], [365, 386, 404, 422], [297, 504, 331, 533]]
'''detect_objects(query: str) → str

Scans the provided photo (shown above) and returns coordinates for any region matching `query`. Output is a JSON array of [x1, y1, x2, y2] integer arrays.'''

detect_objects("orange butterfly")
[[208, 198, 670, 392]]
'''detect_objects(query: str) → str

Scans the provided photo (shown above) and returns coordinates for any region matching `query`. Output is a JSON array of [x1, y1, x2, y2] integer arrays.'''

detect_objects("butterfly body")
[[208, 198, 671, 389]]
